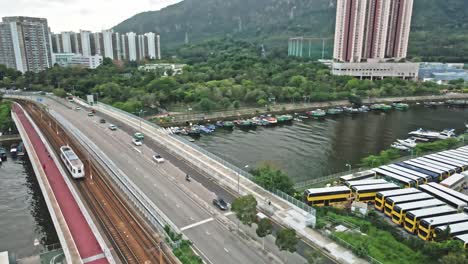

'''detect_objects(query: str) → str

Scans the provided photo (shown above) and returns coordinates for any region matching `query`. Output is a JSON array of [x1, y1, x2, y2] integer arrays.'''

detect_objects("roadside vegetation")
[[163, 225, 203, 264], [250, 162, 295, 195], [0, 100, 15, 134], [0, 39, 459, 116], [316, 208, 468, 264], [231, 195, 301, 260]]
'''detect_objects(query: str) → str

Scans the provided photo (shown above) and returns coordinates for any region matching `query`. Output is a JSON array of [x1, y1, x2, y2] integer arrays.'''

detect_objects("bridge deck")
[[13, 104, 108, 264]]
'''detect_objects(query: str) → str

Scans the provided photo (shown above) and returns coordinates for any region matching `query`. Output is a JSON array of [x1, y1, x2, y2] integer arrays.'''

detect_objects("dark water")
[[195, 106, 468, 183], [0, 150, 58, 258]]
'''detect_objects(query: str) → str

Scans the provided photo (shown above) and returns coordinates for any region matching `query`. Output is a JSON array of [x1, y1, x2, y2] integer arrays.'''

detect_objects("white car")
[[152, 154, 165, 163], [75, 106, 81, 110], [108, 124, 117, 130], [132, 138, 142, 146]]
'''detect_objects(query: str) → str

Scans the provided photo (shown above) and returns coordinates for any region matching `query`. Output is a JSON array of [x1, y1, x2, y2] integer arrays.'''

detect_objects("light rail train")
[[60, 145, 85, 179]]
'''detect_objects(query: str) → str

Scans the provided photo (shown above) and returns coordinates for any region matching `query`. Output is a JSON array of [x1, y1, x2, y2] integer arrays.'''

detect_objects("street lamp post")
[[238, 165, 249, 194]]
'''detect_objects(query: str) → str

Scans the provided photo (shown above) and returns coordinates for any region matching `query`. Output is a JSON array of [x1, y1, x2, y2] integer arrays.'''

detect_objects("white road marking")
[[132, 147, 142, 154], [224, 212, 234, 216], [180, 217, 214, 231]]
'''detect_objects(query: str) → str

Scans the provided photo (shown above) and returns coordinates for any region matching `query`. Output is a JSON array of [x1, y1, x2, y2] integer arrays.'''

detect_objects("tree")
[[256, 218, 273, 238], [231, 195, 257, 226], [198, 98, 216, 112], [250, 163, 295, 195], [275, 228, 298, 253], [305, 250, 326, 264], [440, 252, 468, 264], [53, 88, 67, 98]]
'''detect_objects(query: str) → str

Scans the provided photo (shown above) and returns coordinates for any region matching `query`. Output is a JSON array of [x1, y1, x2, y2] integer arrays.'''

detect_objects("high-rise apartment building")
[[0, 16, 52, 73], [333, 0, 414, 62]]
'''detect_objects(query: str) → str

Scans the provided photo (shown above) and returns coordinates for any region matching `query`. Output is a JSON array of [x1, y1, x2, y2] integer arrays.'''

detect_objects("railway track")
[[22, 101, 178, 264]]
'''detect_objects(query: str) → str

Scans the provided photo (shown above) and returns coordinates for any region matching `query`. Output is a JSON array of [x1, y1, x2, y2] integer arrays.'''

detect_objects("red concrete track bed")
[[14, 104, 108, 264]]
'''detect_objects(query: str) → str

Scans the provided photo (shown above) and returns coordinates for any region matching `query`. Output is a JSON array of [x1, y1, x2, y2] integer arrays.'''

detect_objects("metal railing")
[[327, 233, 383, 264], [294, 167, 367, 190], [50, 110, 181, 247], [97, 101, 317, 217]]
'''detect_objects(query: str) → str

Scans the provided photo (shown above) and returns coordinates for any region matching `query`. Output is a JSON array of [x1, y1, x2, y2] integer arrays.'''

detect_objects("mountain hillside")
[[114, 0, 468, 61]]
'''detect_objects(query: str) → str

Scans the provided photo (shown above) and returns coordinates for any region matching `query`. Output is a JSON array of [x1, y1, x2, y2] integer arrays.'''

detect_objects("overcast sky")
[[0, 0, 182, 32]]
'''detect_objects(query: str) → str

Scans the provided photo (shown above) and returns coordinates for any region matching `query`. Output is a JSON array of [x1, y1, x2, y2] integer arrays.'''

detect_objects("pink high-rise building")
[[333, 0, 413, 62]]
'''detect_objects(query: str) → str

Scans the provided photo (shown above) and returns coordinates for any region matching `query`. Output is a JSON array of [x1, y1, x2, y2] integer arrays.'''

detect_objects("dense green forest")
[[114, 0, 468, 62], [0, 39, 456, 114]]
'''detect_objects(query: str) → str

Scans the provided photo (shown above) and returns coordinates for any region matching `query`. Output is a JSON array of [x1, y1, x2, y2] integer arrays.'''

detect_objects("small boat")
[[263, 116, 278, 125], [393, 103, 409, 110], [236, 119, 257, 128], [391, 143, 409, 151], [438, 129, 456, 139], [307, 109, 326, 118], [326, 108, 343, 115], [358, 105, 369, 112], [10, 144, 17, 158], [370, 104, 392, 111], [199, 125, 213, 134], [408, 128, 441, 139], [397, 138, 417, 148], [276, 114, 293, 122], [17, 142, 25, 157], [206, 124, 216, 131], [223, 121, 234, 129], [411, 136, 430, 143], [343, 107, 359, 114], [187, 126, 201, 137], [424, 101, 438, 108], [0, 146, 7, 161]]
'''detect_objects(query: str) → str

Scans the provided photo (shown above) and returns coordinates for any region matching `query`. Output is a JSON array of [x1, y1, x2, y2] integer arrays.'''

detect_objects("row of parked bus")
[[304, 146, 468, 206], [375, 182, 468, 243], [303, 146, 468, 244]]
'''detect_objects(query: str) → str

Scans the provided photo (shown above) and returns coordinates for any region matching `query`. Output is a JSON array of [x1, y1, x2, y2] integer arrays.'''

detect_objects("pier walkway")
[[12, 103, 110, 264]]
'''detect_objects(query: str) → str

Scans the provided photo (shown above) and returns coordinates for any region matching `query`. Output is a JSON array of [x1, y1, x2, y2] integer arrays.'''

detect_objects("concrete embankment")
[[156, 93, 468, 126]]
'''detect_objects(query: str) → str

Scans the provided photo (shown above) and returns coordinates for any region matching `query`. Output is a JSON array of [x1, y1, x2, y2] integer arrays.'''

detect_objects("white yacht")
[[397, 138, 417, 148]]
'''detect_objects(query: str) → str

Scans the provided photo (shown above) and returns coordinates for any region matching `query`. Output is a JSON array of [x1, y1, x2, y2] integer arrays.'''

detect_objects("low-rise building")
[[52, 53, 102, 69], [138, 63, 186, 76], [331, 61, 419, 80]]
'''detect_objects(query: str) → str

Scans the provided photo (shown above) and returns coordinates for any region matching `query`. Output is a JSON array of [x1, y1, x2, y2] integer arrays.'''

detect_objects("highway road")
[[41, 98, 286, 264]]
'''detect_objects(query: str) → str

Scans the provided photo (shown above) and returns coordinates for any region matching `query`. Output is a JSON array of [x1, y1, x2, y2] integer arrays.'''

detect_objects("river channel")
[[0, 148, 58, 258], [195, 105, 468, 183]]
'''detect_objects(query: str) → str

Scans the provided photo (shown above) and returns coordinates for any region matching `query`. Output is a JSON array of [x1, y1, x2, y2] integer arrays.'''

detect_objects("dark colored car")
[[100, 119, 106, 123], [212, 198, 228, 210]]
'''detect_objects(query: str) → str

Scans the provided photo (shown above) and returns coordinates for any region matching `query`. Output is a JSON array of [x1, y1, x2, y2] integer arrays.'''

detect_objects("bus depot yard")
[[304, 145, 468, 264]]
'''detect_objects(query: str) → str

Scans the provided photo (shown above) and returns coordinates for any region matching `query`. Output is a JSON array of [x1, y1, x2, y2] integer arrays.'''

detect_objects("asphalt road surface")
[[42, 98, 283, 264]]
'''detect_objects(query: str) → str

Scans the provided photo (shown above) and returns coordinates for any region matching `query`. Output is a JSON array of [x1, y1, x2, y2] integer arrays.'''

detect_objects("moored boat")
[[262, 116, 278, 125], [223, 121, 234, 129], [343, 107, 359, 114], [10, 143, 17, 158], [307, 109, 326, 118], [393, 103, 409, 110], [17, 142, 25, 157], [391, 143, 409, 151], [276, 114, 293, 122], [326, 108, 343, 115], [408, 128, 441, 139], [0, 146, 7, 161], [397, 138, 417, 148], [236, 119, 257, 128], [438, 129, 456, 139]]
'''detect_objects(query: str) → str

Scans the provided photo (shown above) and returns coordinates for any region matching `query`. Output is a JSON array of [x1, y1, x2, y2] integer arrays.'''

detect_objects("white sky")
[[0, 0, 182, 32]]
